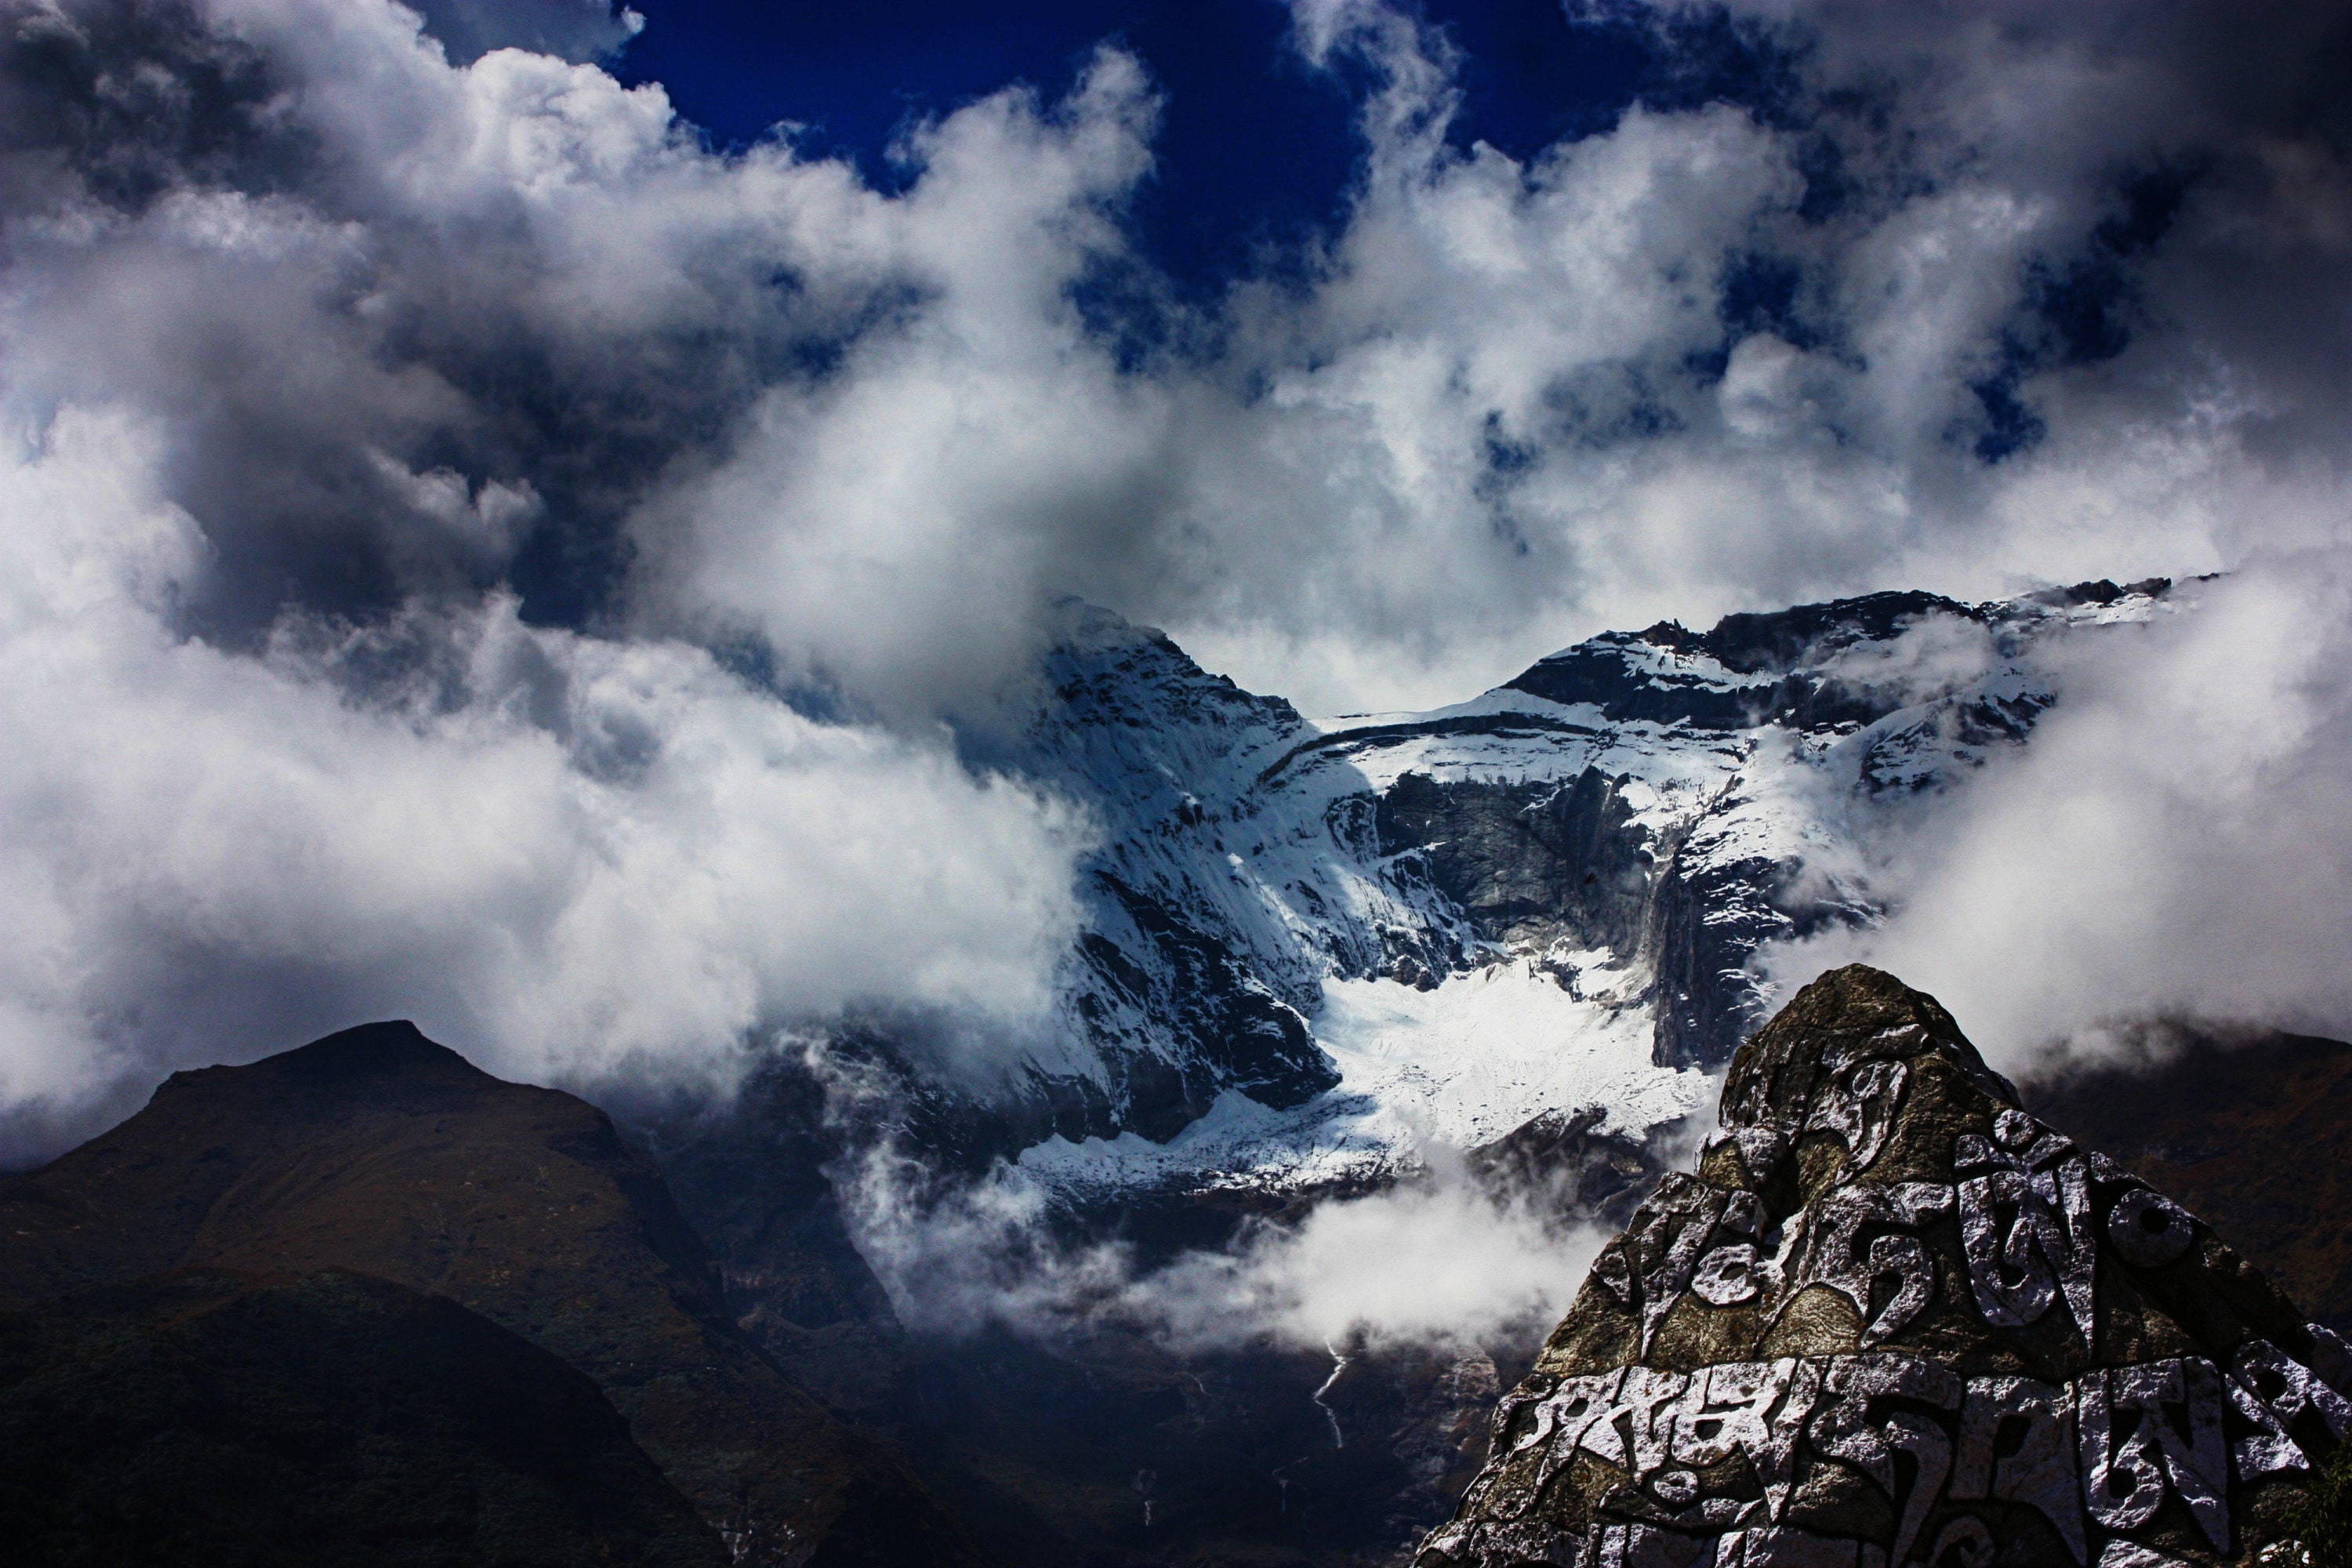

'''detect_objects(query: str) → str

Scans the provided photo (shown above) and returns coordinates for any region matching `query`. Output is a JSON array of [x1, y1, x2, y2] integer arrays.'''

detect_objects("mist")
[[833, 1127, 1610, 1356], [1763, 561, 2352, 1076]]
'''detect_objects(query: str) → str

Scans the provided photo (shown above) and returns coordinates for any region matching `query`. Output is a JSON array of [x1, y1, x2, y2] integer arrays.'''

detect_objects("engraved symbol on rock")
[[2076, 1359, 2230, 1553], [1577, 1366, 1690, 1482], [2105, 1189, 2195, 1269], [1667, 1358, 1819, 1524], [1951, 1375, 2084, 1566], [1805, 1059, 1910, 1174], [2226, 1338, 2352, 1481], [1693, 1243, 1763, 1307], [1955, 1113, 2095, 1339], [1693, 1189, 1769, 1308], [1716, 1523, 1890, 1567], [1606, 1177, 1768, 1352], [1595, 1520, 1741, 1568], [1780, 1182, 1951, 1348], [1808, 1352, 1962, 1568], [2092, 1543, 2197, 1568], [1492, 1367, 1625, 1521], [1918, 1518, 1995, 1568], [2307, 1321, 2352, 1393]]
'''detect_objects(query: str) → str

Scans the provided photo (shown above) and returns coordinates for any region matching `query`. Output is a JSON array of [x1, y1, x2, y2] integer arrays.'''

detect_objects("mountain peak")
[[256, 1018, 474, 1081], [1, 1021, 980, 1566], [1422, 965, 2347, 1568], [147, 1020, 483, 1105]]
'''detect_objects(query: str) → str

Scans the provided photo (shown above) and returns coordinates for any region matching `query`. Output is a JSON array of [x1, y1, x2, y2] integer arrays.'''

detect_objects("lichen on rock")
[[1419, 965, 2351, 1568]]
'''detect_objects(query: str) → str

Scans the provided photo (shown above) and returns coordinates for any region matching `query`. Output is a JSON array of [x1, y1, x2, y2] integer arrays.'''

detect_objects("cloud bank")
[[0, 404, 1089, 1155], [3, 0, 2351, 1151], [833, 1123, 1605, 1354], [1764, 563, 2352, 1074]]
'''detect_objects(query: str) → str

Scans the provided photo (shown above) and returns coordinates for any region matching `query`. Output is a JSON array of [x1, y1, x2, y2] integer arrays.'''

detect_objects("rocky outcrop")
[[1421, 966, 2347, 1568], [1468, 1106, 1667, 1233]]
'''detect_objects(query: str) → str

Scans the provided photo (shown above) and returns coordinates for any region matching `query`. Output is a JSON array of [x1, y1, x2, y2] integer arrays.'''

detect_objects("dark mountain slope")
[[0, 1021, 989, 1568], [2033, 1030, 2352, 1335], [0, 1268, 726, 1566]]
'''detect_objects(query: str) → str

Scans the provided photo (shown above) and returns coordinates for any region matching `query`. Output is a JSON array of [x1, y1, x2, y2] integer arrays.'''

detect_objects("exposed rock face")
[[1421, 966, 2349, 1568], [1468, 1106, 1667, 1233], [1375, 768, 1656, 957]]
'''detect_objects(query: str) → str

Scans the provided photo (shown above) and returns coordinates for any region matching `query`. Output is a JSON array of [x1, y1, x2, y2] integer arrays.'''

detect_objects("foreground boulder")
[[1421, 965, 2350, 1568]]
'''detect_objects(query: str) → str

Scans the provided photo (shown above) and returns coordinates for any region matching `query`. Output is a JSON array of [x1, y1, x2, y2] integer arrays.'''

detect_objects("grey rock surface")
[[1420, 965, 2348, 1568]]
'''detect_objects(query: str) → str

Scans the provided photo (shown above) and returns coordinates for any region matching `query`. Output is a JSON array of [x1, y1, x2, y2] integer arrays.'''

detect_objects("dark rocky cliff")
[[1421, 966, 2347, 1568]]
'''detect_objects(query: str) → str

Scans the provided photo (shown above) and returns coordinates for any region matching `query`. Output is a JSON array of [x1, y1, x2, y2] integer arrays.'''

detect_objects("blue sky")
[[614, 1, 1661, 291]]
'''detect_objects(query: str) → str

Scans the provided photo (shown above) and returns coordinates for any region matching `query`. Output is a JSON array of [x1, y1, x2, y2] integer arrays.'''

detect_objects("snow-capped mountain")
[[938, 579, 2183, 1195]]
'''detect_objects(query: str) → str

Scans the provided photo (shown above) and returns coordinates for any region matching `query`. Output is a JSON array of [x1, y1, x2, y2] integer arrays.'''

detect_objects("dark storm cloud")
[[2, 0, 871, 644], [0, 0, 1111, 1155]]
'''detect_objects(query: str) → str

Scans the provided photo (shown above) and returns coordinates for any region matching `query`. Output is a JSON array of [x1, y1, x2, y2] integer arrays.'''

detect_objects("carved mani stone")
[[1955, 1118, 2095, 1340], [1952, 1376, 2085, 1566], [1417, 967, 2350, 1568], [2078, 1359, 2230, 1553]]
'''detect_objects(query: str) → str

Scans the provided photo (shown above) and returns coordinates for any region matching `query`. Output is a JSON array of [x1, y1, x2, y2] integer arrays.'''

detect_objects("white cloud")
[[0, 406, 1090, 1156], [832, 1105, 1602, 1354], [1763, 562, 2352, 1073], [1137, 1172, 1606, 1354]]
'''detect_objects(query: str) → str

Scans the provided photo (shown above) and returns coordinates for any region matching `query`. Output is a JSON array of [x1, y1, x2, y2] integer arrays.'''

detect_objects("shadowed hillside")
[[2033, 1029, 2352, 1334], [0, 1022, 991, 1568], [0, 1268, 727, 1566]]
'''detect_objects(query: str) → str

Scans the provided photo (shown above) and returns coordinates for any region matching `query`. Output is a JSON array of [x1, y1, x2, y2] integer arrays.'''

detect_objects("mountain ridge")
[[0, 1020, 991, 1568], [779, 576, 2185, 1211]]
